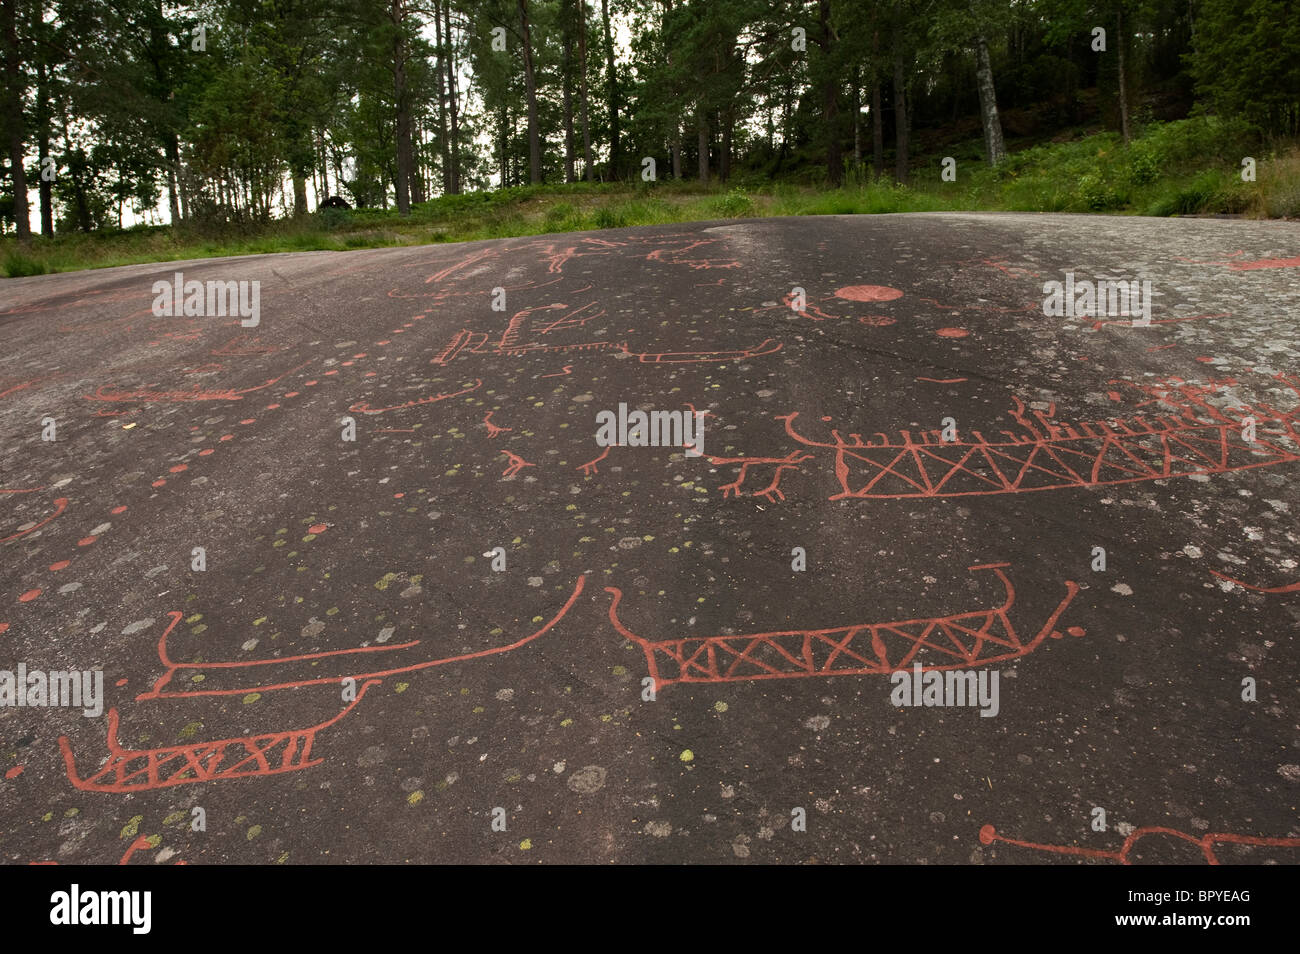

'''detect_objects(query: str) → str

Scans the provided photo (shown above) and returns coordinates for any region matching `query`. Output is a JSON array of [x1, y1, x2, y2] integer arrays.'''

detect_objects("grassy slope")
[[4, 117, 1298, 278]]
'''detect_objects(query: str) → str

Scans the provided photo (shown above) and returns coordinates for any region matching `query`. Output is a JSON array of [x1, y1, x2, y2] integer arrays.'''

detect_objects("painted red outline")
[[1209, 569, 1300, 593], [60, 681, 381, 792], [979, 823, 1300, 864], [1, 496, 68, 543], [137, 575, 586, 698], [349, 379, 482, 414], [607, 564, 1082, 691]]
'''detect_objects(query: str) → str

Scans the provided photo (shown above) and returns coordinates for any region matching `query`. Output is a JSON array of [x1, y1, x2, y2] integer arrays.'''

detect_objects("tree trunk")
[[852, 67, 862, 167], [293, 172, 308, 217], [600, 0, 620, 178], [974, 34, 1007, 166], [893, 45, 909, 184], [819, 0, 842, 187], [578, 0, 593, 180], [697, 111, 709, 182], [872, 81, 883, 179], [1116, 7, 1131, 144], [499, 103, 509, 187], [443, 0, 461, 193], [391, 1, 413, 215], [410, 121, 426, 203], [871, 30, 883, 178], [165, 135, 182, 224], [35, 59, 53, 235], [721, 111, 732, 182], [5, 0, 32, 240], [519, 0, 542, 185], [562, 16, 575, 183], [433, 0, 449, 194]]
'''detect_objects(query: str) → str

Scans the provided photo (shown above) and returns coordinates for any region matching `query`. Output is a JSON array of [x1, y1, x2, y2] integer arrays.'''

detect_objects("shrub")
[[4, 251, 48, 277], [709, 188, 754, 218], [593, 205, 626, 229]]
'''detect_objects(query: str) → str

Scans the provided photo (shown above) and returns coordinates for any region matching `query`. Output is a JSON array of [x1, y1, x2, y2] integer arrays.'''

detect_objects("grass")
[[4, 117, 1297, 277]]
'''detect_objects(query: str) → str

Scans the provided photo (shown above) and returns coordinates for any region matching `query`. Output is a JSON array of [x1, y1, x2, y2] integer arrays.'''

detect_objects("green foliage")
[[592, 206, 626, 229], [4, 251, 48, 277], [1187, 0, 1300, 137], [707, 188, 754, 218], [1144, 169, 1250, 217]]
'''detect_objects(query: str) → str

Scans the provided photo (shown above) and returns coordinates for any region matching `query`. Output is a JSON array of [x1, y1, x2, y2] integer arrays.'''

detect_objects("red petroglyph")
[[1091, 312, 1229, 331], [18, 590, 41, 603], [0, 623, 8, 635], [49, 561, 70, 571], [644, 239, 741, 270], [541, 366, 574, 378], [1209, 569, 1300, 594], [169, 464, 187, 474], [1, 496, 67, 543], [308, 523, 328, 534], [483, 411, 512, 437], [917, 377, 968, 384], [709, 374, 1300, 502], [118, 836, 157, 864], [534, 301, 606, 334], [61, 682, 382, 792], [835, 285, 904, 302], [708, 450, 814, 502], [501, 450, 536, 477], [0, 379, 42, 400], [137, 576, 586, 700], [6, 766, 23, 779], [577, 446, 612, 475], [608, 563, 1082, 691], [979, 823, 1300, 864], [349, 379, 482, 415], [423, 246, 498, 284], [937, 327, 969, 338], [77, 536, 96, 546], [29, 834, 173, 866], [111, 506, 127, 514], [858, 315, 897, 326], [1229, 254, 1300, 271]]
